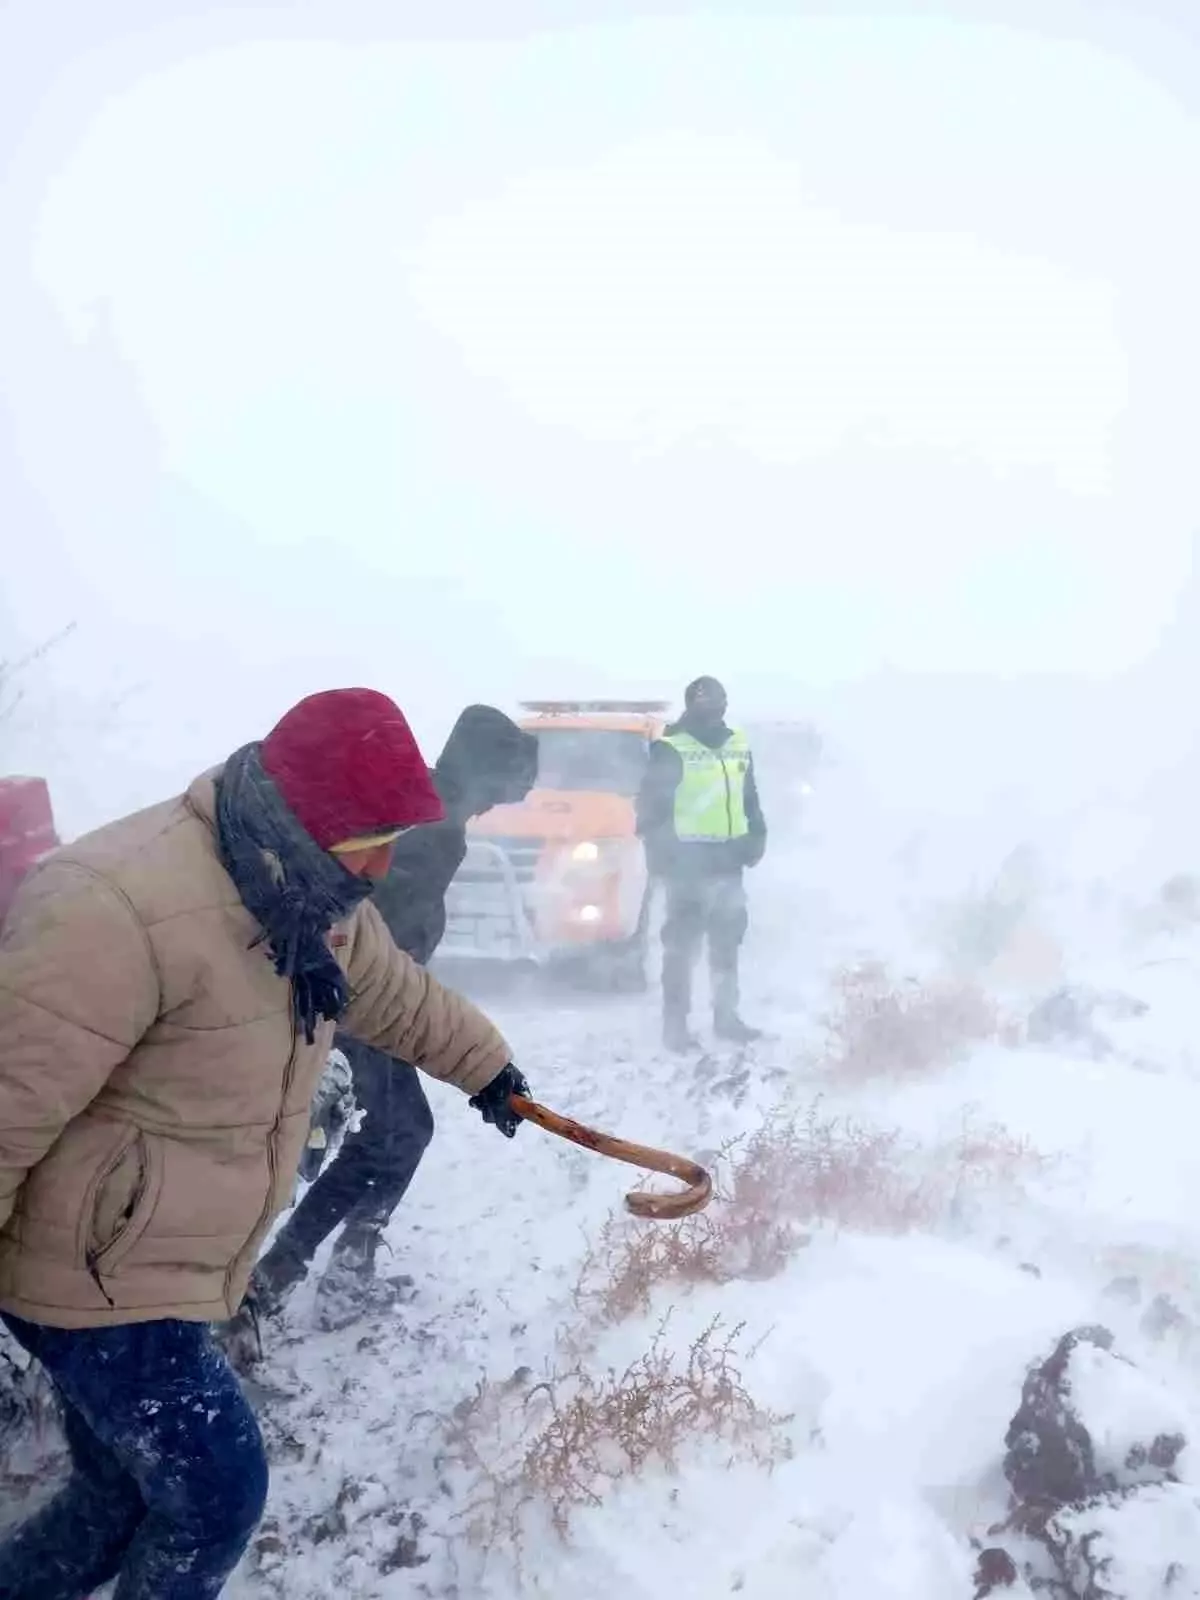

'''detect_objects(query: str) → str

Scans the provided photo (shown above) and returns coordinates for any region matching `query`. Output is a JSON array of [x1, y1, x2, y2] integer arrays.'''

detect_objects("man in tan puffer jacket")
[[0, 687, 529, 1600]]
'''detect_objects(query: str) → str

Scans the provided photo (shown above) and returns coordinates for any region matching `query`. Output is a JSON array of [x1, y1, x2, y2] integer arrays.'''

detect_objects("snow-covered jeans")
[[266, 1043, 435, 1268], [0, 1312, 268, 1600]]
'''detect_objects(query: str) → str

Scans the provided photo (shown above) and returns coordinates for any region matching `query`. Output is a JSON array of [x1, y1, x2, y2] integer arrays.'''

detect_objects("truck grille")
[[457, 836, 544, 884]]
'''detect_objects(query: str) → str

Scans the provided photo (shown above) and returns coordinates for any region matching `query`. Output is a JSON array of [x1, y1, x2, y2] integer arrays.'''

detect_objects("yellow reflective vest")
[[659, 728, 752, 842]]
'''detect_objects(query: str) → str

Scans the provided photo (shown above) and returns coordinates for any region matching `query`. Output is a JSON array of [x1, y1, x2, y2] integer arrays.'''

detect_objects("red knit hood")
[[261, 688, 444, 852]]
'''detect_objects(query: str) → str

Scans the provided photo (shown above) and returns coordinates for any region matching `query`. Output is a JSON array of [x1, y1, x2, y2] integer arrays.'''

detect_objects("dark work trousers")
[[268, 1040, 435, 1269], [0, 1313, 267, 1600], [660, 870, 749, 1023]]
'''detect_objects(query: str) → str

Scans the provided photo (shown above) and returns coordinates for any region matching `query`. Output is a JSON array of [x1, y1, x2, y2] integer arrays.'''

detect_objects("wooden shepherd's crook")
[[509, 1094, 713, 1220]]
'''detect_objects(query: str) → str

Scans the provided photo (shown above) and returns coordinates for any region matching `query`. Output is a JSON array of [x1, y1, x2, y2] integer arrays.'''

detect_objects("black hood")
[[434, 705, 539, 821]]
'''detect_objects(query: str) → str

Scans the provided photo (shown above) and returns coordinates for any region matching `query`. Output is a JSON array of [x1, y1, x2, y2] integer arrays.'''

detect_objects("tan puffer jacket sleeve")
[[340, 901, 511, 1096], [0, 863, 161, 1231]]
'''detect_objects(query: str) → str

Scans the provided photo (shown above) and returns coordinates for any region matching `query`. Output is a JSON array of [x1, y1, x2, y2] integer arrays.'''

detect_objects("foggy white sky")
[[2, 2, 1200, 834]]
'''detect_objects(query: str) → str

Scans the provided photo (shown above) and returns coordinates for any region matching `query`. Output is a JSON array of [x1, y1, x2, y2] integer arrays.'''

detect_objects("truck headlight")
[[572, 841, 600, 862]]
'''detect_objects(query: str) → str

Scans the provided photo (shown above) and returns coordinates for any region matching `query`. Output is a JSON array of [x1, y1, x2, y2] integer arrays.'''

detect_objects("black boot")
[[663, 1012, 702, 1053], [712, 964, 762, 1043], [252, 1234, 310, 1317], [315, 1221, 414, 1332], [714, 1012, 763, 1044], [213, 1237, 309, 1370]]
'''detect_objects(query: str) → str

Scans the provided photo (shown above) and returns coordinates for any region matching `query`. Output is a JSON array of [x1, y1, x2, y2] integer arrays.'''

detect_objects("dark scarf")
[[214, 742, 374, 1044], [668, 712, 733, 751]]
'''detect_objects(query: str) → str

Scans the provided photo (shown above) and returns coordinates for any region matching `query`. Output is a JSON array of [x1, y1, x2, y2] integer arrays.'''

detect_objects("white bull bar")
[[440, 838, 541, 962]]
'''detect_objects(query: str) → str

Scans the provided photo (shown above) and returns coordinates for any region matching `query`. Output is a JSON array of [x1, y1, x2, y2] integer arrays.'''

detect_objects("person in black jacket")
[[248, 706, 538, 1330], [637, 677, 767, 1052]]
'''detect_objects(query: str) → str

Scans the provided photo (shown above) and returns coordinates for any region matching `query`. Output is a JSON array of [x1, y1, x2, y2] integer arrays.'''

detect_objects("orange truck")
[[440, 701, 669, 987]]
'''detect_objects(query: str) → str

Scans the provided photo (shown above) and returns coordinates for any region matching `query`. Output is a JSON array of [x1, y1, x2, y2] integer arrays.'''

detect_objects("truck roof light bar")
[[519, 700, 671, 715]]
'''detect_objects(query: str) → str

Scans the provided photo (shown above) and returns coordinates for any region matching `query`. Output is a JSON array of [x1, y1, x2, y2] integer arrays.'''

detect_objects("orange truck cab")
[[440, 701, 669, 986]]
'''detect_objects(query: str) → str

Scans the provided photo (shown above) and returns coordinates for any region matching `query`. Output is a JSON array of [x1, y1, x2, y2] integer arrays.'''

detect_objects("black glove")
[[469, 1063, 530, 1139], [740, 833, 767, 869]]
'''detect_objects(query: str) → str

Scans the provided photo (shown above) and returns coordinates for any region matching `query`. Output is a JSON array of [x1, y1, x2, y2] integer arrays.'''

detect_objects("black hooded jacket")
[[368, 706, 538, 964], [636, 712, 766, 880]]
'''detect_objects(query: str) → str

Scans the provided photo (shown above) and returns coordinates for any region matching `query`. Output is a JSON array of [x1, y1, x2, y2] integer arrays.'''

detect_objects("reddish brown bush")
[[574, 1103, 1050, 1326], [441, 1319, 791, 1555], [824, 959, 1002, 1081], [573, 1209, 728, 1325], [743, 1104, 940, 1232]]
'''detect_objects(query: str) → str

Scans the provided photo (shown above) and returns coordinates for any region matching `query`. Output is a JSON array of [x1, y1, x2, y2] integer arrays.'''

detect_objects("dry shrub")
[[573, 1209, 728, 1325], [737, 1104, 939, 1234], [574, 1103, 1051, 1325], [574, 1106, 928, 1326], [824, 959, 1003, 1081], [947, 1115, 1047, 1193], [441, 1317, 791, 1557]]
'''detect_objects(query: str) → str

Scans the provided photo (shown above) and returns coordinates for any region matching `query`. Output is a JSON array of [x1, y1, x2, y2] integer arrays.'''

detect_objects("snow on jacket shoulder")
[[0, 770, 510, 1330]]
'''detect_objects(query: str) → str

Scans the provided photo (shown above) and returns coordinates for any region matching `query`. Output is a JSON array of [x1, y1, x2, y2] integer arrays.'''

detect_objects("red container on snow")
[[0, 776, 61, 925]]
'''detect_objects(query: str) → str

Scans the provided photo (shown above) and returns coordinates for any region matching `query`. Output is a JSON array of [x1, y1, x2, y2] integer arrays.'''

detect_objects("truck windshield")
[[532, 730, 649, 797]]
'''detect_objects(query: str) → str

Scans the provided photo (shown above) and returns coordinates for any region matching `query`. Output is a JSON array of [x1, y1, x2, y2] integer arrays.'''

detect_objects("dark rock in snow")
[[974, 1545, 1018, 1595], [1027, 988, 1096, 1048], [379, 1510, 429, 1573], [1005, 1326, 1187, 1510], [1026, 986, 1149, 1059], [1004, 1326, 1117, 1509], [1141, 1293, 1191, 1344], [1001, 1326, 1196, 1597]]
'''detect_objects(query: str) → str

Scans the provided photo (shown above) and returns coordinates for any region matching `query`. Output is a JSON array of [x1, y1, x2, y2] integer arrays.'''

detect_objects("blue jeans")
[[0, 1313, 268, 1599]]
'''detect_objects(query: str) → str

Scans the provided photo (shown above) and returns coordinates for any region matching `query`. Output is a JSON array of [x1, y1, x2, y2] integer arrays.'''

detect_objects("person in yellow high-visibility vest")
[[636, 677, 767, 1051]]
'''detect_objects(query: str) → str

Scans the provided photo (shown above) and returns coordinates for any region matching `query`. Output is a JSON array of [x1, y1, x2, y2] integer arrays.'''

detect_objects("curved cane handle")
[[509, 1094, 713, 1220]]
